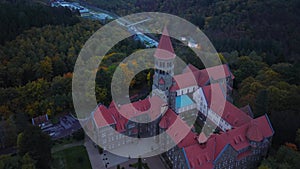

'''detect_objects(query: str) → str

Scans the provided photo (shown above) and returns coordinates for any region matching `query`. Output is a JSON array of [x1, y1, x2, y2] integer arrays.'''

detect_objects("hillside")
[[83, 0, 300, 63]]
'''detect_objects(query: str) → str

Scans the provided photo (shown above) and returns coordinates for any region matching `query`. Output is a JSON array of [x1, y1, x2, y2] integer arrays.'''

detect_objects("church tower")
[[152, 27, 175, 102]]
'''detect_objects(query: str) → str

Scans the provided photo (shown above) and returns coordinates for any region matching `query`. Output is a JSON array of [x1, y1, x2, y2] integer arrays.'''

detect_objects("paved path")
[[83, 136, 167, 169], [101, 151, 129, 168], [108, 155, 166, 169], [84, 136, 106, 169], [51, 141, 84, 153]]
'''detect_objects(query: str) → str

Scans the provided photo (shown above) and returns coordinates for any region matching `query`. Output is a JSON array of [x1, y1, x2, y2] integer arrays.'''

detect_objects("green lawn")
[[52, 145, 92, 169]]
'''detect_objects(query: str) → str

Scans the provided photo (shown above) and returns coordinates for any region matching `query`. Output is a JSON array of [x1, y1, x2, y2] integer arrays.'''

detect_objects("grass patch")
[[52, 145, 92, 169]]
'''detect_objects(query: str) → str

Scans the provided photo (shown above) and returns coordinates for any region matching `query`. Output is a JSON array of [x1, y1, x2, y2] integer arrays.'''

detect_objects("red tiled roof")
[[212, 134, 229, 158], [160, 108, 196, 147], [109, 106, 128, 132], [177, 131, 198, 148], [154, 27, 176, 60], [183, 137, 215, 169], [161, 82, 272, 167], [226, 125, 250, 151], [32, 114, 48, 125], [201, 83, 222, 106], [183, 64, 199, 73], [159, 78, 165, 84], [159, 109, 177, 129], [181, 62, 233, 81], [246, 122, 264, 142], [193, 69, 210, 86], [160, 101, 272, 169], [172, 71, 198, 90], [194, 64, 234, 87], [167, 102, 273, 168], [132, 98, 151, 112], [198, 132, 208, 144], [93, 105, 116, 128], [205, 64, 234, 81], [170, 64, 234, 92], [239, 105, 254, 118], [109, 101, 116, 108], [165, 116, 193, 146], [170, 80, 179, 91], [222, 102, 252, 127], [115, 96, 165, 122], [94, 96, 167, 132], [249, 115, 274, 140], [215, 116, 272, 156], [183, 115, 274, 166], [202, 83, 252, 127]]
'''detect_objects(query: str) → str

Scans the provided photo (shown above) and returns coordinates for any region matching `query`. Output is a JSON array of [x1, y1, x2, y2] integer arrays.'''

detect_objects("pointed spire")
[[159, 77, 165, 84], [154, 26, 176, 60]]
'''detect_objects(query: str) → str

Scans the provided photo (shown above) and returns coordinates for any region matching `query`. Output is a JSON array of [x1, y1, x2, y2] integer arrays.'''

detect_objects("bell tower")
[[152, 27, 175, 102]]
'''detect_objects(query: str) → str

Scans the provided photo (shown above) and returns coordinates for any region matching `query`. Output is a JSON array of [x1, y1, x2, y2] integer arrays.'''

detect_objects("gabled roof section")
[[177, 131, 198, 148], [239, 105, 254, 118], [250, 115, 274, 139], [222, 102, 252, 127], [198, 132, 208, 144], [226, 125, 250, 151], [116, 96, 165, 121], [32, 114, 49, 126], [202, 83, 252, 127], [93, 105, 116, 128], [183, 64, 199, 73], [154, 27, 176, 60], [160, 108, 196, 147], [246, 122, 264, 142], [158, 96, 274, 169], [183, 137, 215, 169], [159, 108, 177, 129], [94, 96, 166, 132], [172, 71, 198, 90], [171, 64, 234, 91], [205, 64, 234, 81], [159, 78, 165, 84]]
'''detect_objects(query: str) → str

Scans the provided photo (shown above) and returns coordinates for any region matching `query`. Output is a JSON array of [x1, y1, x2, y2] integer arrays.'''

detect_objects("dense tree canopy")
[[17, 126, 52, 169], [0, 1, 80, 45], [84, 0, 300, 63]]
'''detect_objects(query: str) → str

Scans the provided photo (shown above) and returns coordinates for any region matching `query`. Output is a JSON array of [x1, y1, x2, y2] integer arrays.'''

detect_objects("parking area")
[[41, 114, 81, 139]]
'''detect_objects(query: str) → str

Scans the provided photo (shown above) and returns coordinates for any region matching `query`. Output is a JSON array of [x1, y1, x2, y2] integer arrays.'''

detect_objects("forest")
[[0, 0, 299, 168], [83, 0, 300, 63]]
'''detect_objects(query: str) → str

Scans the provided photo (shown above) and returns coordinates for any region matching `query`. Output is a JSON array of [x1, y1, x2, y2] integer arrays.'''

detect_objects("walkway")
[[108, 155, 166, 169], [84, 136, 106, 169]]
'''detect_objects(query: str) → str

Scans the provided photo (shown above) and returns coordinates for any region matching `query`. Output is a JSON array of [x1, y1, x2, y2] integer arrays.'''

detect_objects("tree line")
[[0, 1, 80, 45]]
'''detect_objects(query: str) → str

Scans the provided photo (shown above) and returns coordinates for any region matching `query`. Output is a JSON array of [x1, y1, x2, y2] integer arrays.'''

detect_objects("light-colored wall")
[[193, 88, 232, 131], [176, 86, 198, 96]]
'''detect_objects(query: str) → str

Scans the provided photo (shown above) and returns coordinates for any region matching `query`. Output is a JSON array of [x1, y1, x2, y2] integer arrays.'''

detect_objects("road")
[[51, 0, 158, 48]]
